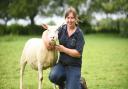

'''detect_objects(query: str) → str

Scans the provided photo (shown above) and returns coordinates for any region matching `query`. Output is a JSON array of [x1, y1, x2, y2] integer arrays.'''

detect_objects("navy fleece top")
[[58, 24, 85, 67]]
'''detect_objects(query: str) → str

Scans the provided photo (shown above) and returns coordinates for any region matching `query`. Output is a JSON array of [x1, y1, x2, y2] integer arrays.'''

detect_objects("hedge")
[[0, 24, 44, 35]]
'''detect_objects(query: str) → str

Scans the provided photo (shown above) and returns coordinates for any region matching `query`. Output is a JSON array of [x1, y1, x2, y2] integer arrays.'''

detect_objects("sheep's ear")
[[41, 24, 48, 30]]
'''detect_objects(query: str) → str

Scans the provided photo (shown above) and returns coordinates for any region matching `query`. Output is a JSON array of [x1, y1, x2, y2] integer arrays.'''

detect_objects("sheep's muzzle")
[[49, 40, 56, 46]]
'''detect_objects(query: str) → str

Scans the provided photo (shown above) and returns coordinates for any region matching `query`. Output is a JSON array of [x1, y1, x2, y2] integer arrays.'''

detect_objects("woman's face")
[[65, 12, 76, 28]]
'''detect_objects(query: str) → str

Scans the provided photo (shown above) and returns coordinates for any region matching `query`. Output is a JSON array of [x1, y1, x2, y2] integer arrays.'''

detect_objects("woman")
[[48, 7, 85, 89]]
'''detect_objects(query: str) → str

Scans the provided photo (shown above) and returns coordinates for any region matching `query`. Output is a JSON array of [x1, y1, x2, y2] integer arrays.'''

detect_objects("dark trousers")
[[49, 63, 81, 89]]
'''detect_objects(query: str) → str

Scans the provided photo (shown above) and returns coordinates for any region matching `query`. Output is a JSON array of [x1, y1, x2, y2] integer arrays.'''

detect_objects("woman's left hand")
[[55, 45, 65, 52]]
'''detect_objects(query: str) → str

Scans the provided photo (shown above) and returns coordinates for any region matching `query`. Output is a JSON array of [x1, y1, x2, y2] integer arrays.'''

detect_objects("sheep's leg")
[[38, 63, 43, 89], [20, 61, 27, 89]]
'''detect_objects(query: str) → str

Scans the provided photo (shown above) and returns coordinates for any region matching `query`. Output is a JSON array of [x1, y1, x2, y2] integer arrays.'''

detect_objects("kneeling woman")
[[49, 7, 85, 89]]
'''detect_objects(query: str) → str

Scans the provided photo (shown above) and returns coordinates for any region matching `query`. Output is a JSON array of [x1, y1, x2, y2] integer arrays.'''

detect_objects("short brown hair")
[[64, 7, 79, 25]]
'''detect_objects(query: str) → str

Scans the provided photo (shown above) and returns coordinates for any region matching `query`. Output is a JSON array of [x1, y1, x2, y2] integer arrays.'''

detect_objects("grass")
[[0, 34, 128, 89]]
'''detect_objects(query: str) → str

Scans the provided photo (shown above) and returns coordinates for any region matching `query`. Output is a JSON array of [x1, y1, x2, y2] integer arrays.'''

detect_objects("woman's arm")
[[55, 45, 81, 58]]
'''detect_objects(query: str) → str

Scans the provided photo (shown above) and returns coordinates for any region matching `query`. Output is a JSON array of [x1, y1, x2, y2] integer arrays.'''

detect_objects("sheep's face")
[[47, 26, 59, 46]]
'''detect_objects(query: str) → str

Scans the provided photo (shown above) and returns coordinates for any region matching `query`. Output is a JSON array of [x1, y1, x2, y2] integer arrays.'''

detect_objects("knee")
[[49, 70, 59, 84], [49, 69, 65, 85], [49, 70, 56, 82]]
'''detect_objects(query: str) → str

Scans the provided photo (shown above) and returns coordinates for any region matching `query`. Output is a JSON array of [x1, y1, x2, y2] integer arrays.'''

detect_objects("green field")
[[0, 34, 128, 89]]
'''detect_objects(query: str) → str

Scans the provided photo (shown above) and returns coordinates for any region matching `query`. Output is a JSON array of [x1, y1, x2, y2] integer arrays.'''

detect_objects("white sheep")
[[20, 25, 59, 89]]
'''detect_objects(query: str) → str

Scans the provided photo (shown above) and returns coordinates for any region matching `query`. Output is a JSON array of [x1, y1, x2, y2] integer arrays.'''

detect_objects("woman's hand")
[[55, 45, 81, 58], [47, 45, 55, 50], [55, 45, 65, 52]]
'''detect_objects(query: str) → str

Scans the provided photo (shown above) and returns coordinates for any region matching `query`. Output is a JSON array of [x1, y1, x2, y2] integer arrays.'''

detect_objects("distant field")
[[0, 34, 128, 89]]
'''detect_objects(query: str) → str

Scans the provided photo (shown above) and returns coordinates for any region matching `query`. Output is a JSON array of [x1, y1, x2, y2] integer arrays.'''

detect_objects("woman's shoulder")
[[58, 24, 67, 32], [61, 24, 67, 30], [76, 26, 84, 35]]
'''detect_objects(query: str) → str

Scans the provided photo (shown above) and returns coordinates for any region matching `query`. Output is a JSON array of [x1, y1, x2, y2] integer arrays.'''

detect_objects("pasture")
[[0, 34, 128, 89]]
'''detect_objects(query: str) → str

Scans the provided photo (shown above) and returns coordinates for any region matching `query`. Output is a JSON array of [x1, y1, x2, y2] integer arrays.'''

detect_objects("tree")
[[0, 0, 12, 25], [8, 0, 43, 25], [39, 0, 87, 16], [89, 0, 128, 15], [88, 0, 128, 35]]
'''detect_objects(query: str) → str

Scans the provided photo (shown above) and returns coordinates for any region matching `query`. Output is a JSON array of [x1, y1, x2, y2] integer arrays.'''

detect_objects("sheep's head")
[[42, 24, 59, 46], [47, 26, 59, 46]]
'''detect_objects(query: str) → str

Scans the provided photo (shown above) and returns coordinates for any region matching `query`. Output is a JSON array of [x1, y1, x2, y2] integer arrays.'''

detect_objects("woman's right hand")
[[47, 44, 55, 51]]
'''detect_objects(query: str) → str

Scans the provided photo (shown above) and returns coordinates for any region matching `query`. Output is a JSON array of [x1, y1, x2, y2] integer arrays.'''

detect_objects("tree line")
[[0, 0, 128, 37]]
